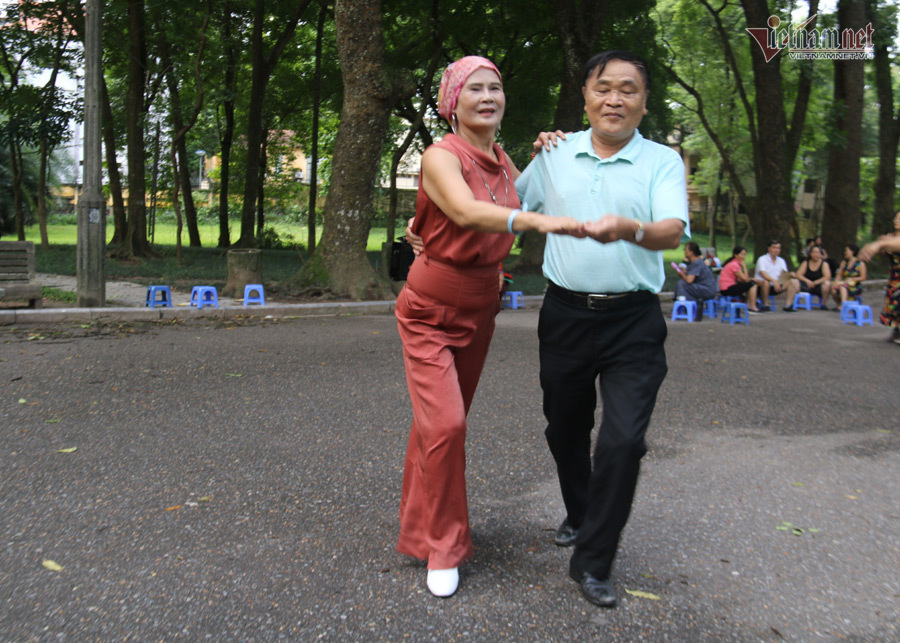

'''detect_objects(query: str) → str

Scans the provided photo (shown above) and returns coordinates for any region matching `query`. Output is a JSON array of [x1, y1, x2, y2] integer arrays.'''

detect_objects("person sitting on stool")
[[673, 241, 717, 319]]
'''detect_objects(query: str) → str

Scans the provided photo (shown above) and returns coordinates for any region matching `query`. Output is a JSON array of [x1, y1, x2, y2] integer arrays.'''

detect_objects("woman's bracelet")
[[507, 209, 522, 235]]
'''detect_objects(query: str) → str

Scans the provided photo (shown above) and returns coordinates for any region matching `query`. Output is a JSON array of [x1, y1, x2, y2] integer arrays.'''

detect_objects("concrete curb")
[[0, 300, 399, 326], [3, 280, 888, 326]]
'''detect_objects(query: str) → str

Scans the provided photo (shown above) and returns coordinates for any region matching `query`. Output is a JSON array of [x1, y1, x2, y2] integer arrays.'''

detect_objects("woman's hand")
[[532, 130, 569, 155], [405, 217, 424, 256], [859, 241, 881, 262], [534, 215, 586, 237]]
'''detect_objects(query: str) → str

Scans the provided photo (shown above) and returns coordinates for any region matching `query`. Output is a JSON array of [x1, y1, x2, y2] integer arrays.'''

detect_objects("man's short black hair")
[[685, 241, 701, 257], [768, 239, 781, 247], [583, 50, 651, 92]]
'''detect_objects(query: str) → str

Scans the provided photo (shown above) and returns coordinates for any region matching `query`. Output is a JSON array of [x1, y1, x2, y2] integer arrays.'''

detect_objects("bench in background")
[[0, 241, 43, 308]]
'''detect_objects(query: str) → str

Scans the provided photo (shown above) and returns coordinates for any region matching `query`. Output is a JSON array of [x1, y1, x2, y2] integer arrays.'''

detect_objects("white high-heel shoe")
[[426, 567, 459, 597]]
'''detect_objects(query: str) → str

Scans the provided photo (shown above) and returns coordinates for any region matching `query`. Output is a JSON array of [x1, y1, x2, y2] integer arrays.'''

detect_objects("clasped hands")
[[405, 214, 633, 256]]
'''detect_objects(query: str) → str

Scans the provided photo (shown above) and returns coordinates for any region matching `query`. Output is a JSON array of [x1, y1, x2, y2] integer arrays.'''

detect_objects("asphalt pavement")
[[1, 290, 898, 641]]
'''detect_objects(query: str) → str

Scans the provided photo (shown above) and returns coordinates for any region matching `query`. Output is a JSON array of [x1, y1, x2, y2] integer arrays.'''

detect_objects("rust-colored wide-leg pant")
[[395, 256, 501, 570]]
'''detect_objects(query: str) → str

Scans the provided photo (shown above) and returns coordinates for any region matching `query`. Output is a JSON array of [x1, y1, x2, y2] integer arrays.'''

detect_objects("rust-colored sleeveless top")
[[411, 133, 517, 267]]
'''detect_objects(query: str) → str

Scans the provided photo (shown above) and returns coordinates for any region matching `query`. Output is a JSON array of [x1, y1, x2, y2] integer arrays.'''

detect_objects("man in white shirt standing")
[[754, 240, 801, 311]]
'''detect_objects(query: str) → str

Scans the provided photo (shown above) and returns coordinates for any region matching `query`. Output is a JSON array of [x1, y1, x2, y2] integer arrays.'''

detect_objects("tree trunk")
[[868, 0, 898, 236], [256, 136, 267, 237], [37, 138, 50, 249], [224, 248, 263, 297], [9, 140, 25, 241], [163, 65, 202, 247], [218, 4, 237, 249], [117, 0, 156, 258], [307, 3, 327, 254], [821, 0, 866, 259], [101, 78, 128, 246], [297, 0, 394, 300], [236, 0, 312, 247], [741, 0, 794, 261]]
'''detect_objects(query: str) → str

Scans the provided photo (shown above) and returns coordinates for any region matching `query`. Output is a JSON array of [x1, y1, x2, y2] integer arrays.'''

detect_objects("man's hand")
[[405, 217, 424, 256], [583, 215, 628, 243], [532, 130, 569, 155]]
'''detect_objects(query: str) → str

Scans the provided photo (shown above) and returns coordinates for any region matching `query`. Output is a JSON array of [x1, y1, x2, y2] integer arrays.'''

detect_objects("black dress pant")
[[538, 288, 668, 580]]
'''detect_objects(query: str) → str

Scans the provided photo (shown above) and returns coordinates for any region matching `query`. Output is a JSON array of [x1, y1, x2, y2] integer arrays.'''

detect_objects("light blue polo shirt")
[[516, 129, 690, 294]]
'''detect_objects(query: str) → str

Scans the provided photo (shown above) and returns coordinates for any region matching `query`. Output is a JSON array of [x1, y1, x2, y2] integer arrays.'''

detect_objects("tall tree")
[[112, 0, 159, 258], [821, 0, 867, 257], [663, 0, 819, 261], [235, 0, 314, 247], [297, 0, 397, 298], [867, 0, 899, 236], [216, 2, 239, 248]]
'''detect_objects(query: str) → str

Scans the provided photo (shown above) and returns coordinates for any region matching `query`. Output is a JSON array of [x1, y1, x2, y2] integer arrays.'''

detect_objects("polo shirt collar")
[[577, 128, 644, 163]]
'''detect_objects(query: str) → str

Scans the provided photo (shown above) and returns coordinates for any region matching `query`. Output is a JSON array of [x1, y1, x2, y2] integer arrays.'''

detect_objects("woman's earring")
[[451, 114, 458, 135]]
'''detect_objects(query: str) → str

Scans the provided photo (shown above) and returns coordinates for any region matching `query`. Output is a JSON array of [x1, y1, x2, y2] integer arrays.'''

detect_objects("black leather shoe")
[[569, 568, 618, 608], [554, 519, 578, 547]]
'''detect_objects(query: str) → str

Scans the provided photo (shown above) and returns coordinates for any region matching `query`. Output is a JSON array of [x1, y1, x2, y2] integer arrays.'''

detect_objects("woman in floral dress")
[[860, 211, 900, 344]]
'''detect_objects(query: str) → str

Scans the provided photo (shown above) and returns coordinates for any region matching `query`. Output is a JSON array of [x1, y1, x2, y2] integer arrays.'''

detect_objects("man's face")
[[769, 243, 781, 258], [582, 59, 648, 148]]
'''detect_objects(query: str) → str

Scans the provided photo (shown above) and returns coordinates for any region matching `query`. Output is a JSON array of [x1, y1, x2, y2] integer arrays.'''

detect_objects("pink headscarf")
[[437, 56, 502, 124]]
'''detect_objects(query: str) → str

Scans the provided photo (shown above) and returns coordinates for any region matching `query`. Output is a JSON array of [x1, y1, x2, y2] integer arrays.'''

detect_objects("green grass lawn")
[[23, 220, 754, 295]]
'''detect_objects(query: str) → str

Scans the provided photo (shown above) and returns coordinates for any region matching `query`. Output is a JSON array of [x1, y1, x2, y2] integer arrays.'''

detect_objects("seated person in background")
[[718, 246, 762, 312], [800, 237, 815, 262], [702, 249, 721, 271], [674, 242, 717, 318], [828, 243, 866, 310], [794, 245, 831, 306], [754, 239, 801, 311]]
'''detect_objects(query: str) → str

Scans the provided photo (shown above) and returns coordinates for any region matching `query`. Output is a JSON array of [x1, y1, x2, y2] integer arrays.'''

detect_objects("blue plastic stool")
[[243, 284, 265, 306], [702, 298, 718, 319], [190, 286, 219, 309], [812, 294, 825, 309], [145, 285, 173, 308], [792, 292, 812, 311], [671, 299, 697, 322], [841, 302, 873, 326], [839, 300, 859, 323], [502, 291, 524, 309], [721, 301, 749, 325]]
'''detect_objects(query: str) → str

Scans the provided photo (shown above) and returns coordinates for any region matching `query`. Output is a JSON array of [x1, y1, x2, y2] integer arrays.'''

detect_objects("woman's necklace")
[[471, 158, 510, 207]]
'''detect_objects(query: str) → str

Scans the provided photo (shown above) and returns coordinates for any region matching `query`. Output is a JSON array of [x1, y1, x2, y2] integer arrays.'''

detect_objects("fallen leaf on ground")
[[45, 419, 61, 424], [165, 505, 182, 511], [18, 398, 26, 404], [57, 447, 77, 453], [226, 373, 243, 377], [42, 560, 63, 572], [625, 589, 660, 600]]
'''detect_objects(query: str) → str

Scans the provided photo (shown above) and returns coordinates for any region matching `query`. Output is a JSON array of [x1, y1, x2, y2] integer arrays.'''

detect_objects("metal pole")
[[76, 0, 106, 307]]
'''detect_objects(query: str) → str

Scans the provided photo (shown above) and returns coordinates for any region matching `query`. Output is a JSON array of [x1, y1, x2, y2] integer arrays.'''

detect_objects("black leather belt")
[[546, 281, 652, 310]]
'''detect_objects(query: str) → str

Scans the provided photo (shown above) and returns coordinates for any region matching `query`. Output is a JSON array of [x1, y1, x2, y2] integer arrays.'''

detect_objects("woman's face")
[[737, 249, 747, 262], [893, 211, 900, 230], [844, 246, 855, 259], [809, 246, 822, 261], [454, 68, 505, 132]]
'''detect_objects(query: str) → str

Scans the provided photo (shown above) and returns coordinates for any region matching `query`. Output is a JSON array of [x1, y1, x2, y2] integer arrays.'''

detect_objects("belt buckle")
[[586, 293, 609, 310]]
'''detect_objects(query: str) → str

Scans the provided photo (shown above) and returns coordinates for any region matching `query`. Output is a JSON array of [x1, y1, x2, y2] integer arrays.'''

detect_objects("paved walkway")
[[1, 287, 897, 640]]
